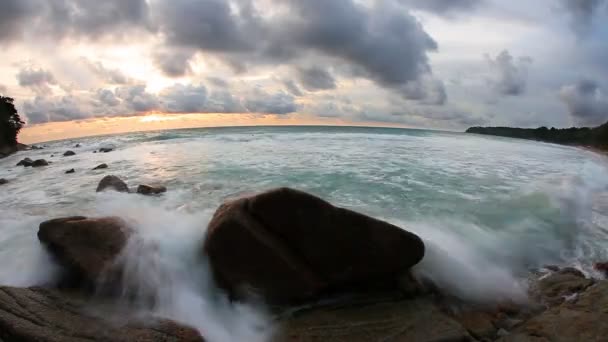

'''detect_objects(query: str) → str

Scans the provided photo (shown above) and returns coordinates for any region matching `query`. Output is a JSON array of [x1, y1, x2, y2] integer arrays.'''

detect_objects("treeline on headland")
[[466, 121, 608, 152], [0, 96, 26, 158]]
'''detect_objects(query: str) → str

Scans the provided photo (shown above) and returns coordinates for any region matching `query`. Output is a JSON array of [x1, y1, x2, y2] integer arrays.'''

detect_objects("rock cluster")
[[2, 187, 608, 342]]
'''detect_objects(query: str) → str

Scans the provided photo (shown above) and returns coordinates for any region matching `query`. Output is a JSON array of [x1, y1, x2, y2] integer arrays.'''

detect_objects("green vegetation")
[[466, 121, 608, 152], [0, 96, 25, 147]]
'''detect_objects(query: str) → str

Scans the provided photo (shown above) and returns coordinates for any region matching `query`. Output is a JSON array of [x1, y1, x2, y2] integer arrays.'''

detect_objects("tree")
[[0, 96, 25, 146]]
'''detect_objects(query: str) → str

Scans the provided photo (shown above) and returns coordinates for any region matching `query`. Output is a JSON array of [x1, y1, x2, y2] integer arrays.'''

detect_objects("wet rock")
[[63, 150, 76, 156], [559, 267, 585, 278], [204, 187, 425, 304], [0, 286, 204, 342], [93, 163, 109, 170], [0, 178, 7, 185], [96, 175, 129, 193], [38, 216, 132, 286], [276, 296, 471, 341], [65, 168, 75, 174], [594, 262, 608, 278], [99, 147, 114, 153], [534, 271, 594, 306], [16, 157, 33, 167], [137, 184, 167, 195], [504, 281, 608, 341], [32, 159, 49, 167], [455, 311, 497, 340], [75, 143, 81, 148], [543, 265, 559, 272]]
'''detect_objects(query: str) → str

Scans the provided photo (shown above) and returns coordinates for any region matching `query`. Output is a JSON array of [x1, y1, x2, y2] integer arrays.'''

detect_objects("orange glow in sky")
[[19, 113, 408, 144]]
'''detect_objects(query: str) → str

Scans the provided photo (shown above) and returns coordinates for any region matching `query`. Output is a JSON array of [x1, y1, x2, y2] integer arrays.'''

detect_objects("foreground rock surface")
[[0, 286, 204, 342], [96, 175, 129, 192], [204, 187, 425, 304], [38, 216, 132, 286], [276, 295, 471, 341]]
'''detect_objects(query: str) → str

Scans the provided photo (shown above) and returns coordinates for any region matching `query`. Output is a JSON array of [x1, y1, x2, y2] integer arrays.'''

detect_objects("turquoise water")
[[1, 125, 607, 340]]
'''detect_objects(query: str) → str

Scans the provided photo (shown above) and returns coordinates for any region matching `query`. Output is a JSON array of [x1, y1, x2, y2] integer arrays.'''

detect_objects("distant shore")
[[466, 123, 608, 153]]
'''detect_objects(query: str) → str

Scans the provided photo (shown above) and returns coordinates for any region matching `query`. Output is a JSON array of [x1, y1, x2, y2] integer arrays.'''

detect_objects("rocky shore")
[[0, 187, 606, 341]]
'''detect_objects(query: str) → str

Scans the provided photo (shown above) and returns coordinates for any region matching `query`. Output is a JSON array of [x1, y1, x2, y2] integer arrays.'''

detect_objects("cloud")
[[485, 50, 532, 96], [81, 58, 132, 84], [207, 77, 229, 88], [153, 49, 195, 78], [296, 67, 336, 91], [560, 0, 608, 35], [115, 84, 160, 112], [16, 67, 57, 95], [401, 77, 447, 105], [0, 0, 152, 42], [23, 95, 88, 124], [154, 0, 441, 103], [0, 0, 35, 42], [243, 89, 296, 114], [0, 85, 7, 94], [399, 0, 482, 15], [283, 80, 303, 97], [160, 83, 208, 113], [559, 80, 608, 126]]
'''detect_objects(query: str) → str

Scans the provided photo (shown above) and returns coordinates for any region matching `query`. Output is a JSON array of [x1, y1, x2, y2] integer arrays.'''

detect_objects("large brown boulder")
[[0, 286, 204, 342], [96, 175, 129, 192], [38, 216, 132, 286], [204, 187, 425, 304]]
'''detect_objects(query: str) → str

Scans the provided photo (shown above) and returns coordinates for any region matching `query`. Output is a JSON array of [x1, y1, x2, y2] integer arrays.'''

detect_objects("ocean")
[[1, 125, 607, 341]]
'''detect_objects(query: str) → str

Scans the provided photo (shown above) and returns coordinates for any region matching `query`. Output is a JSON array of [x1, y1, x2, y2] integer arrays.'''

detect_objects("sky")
[[1, 0, 608, 142]]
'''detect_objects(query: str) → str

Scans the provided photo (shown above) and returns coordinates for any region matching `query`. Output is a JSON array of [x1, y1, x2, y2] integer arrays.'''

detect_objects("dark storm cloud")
[[559, 80, 608, 126], [0, 0, 151, 42], [560, 0, 608, 35], [0, 0, 35, 42], [401, 78, 447, 105], [399, 0, 483, 15], [16, 67, 57, 95], [296, 67, 336, 91], [485, 50, 532, 96], [154, 0, 441, 102]]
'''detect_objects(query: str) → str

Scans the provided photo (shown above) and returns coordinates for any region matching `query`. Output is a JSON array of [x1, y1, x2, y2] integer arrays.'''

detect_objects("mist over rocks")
[[203, 187, 425, 305], [37, 216, 133, 288]]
